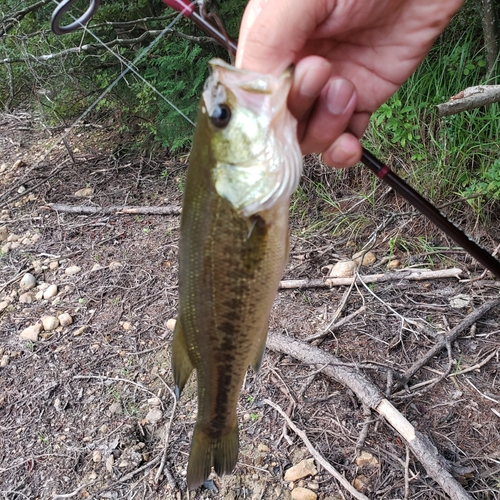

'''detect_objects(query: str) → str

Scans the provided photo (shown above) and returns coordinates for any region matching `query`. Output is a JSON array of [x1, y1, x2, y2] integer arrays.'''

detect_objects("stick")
[[437, 85, 500, 116], [279, 268, 463, 289], [43, 204, 181, 215], [266, 332, 473, 500], [400, 298, 500, 385], [264, 399, 370, 500]]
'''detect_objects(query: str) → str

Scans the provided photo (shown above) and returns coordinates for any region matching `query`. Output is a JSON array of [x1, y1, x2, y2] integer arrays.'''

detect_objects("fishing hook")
[[51, 0, 100, 35]]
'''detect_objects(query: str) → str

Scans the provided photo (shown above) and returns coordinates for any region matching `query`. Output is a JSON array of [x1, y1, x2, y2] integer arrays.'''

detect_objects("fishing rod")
[[50, 0, 500, 280]]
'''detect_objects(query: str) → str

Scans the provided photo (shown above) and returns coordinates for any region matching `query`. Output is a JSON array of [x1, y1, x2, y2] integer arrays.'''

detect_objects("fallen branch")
[[264, 399, 369, 500], [279, 268, 463, 289], [43, 204, 181, 215], [399, 297, 500, 386], [266, 332, 473, 500], [437, 85, 500, 116]]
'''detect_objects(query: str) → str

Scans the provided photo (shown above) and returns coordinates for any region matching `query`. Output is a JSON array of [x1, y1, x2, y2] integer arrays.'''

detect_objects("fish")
[[172, 58, 303, 490]]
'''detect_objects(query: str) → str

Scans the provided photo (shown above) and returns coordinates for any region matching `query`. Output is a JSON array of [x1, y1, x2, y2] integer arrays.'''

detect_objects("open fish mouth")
[[203, 59, 303, 217]]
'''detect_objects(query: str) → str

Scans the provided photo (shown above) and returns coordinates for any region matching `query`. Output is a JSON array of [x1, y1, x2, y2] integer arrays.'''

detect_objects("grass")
[[365, 13, 500, 217]]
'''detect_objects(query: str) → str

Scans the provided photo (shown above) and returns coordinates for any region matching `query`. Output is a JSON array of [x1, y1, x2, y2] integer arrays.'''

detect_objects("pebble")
[[19, 292, 34, 304], [43, 285, 58, 299], [109, 261, 123, 270], [166, 318, 177, 331], [65, 266, 81, 276], [93, 450, 103, 463], [257, 443, 270, 452], [49, 261, 59, 270], [20, 323, 42, 341], [109, 402, 121, 415], [388, 259, 400, 269], [89, 471, 97, 480], [122, 321, 132, 331], [328, 260, 356, 279], [41, 316, 60, 331], [10, 242, 20, 250], [145, 408, 163, 424], [32, 260, 43, 274], [7, 233, 19, 242], [74, 187, 94, 197], [20, 273, 37, 291], [0, 300, 10, 312], [1, 354, 9, 367], [58, 313, 73, 327], [35, 290, 44, 301], [353, 475, 369, 492], [147, 397, 161, 407], [0, 226, 8, 241], [352, 251, 377, 266], [73, 325, 87, 337], [291, 487, 317, 500], [355, 451, 379, 467], [284, 459, 317, 482], [1, 242, 11, 253], [91, 263, 103, 272], [21, 237, 30, 245]]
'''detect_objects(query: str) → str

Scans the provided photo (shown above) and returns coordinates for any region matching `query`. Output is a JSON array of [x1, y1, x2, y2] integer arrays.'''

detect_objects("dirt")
[[0, 110, 499, 500]]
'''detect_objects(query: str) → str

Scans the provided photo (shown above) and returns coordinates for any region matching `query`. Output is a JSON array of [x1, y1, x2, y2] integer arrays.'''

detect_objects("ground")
[[0, 110, 499, 500]]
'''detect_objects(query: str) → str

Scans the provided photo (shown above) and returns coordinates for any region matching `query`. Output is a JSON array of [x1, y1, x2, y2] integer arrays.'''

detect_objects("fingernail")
[[299, 63, 331, 97], [327, 79, 355, 116]]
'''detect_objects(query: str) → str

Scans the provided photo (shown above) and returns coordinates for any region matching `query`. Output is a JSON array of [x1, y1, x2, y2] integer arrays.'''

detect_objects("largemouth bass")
[[172, 58, 302, 489]]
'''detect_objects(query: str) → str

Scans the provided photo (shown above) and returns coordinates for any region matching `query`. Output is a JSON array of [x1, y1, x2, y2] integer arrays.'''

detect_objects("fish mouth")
[[204, 59, 303, 217]]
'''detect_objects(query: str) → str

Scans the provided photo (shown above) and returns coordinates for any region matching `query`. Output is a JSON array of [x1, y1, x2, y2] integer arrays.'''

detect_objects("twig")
[[399, 298, 500, 386], [437, 85, 500, 116], [304, 305, 367, 342], [279, 268, 463, 289], [266, 332, 473, 500], [155, 375, 178, 485], [52, 481, 97, 499], [264, 398, 370, 500], [43, 204, 181, 215]]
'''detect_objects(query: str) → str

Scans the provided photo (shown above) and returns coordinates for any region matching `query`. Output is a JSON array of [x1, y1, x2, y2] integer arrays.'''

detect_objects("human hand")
[[236, 0, 463, 168]]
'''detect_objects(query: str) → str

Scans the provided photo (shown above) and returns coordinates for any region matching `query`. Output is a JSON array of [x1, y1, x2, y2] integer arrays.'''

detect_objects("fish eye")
[[210, 104, 231, 128]]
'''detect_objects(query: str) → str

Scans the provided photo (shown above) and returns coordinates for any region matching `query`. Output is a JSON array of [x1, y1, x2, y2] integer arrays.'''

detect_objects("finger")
[[236, 0, 334, 74], [300, 77, 356, 155], [288, 56, 332, 121], [321, 132, 362, 169]]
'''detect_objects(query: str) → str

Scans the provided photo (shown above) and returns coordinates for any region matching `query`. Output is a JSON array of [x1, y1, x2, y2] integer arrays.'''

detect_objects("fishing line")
[[50, 0, 195, 126], [32, 4, 188, 168]]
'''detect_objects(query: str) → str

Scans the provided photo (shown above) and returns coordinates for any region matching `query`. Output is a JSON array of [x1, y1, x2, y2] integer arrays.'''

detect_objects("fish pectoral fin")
[[171, 319, 194, 399], [187, 422, 239, 490], [250, 329, 268, 373]]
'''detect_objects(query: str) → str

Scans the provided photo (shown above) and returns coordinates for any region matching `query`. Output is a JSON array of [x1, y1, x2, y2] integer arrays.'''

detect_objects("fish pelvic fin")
[[171, 319, 194, 400], [251, 329, 268, 373], [187, 423, 239, 490]]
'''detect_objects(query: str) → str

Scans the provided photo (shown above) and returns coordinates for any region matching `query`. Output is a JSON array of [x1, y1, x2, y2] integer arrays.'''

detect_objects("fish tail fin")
[[187, 423, 239, 490], [171, 319, 194, 399]]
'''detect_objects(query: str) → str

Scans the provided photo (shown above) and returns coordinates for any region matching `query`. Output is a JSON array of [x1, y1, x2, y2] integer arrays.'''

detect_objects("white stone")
[[43, 284, 58, 299], [58, 313, 73, 327], [284, 459, 317, 482], [65, 266, 81, 276], [19, 292, 34, 304], [1, 354, 9, 367], [74, 187, 94, 197], [1, 242, 11, 253], [41, 315, 60, 331], [93, 450, 102, 463], [0, 300, 10, 312], [109, 261, 123, 270], [49, 261, 59, 270], [91, 263, 103, 272], [20, 323, 43, 341], [35, 290, 44, 301], [166, 318, 177, 331], [145, 408, 163, 424], [20, 273, 37, 291], [7, 233, 19, 242], [352, 251, 377, 266], [10, 242, 20, 250], [328, 260, 356, 279], [0, 226, 8, 241], [291, 487, 317, 500]]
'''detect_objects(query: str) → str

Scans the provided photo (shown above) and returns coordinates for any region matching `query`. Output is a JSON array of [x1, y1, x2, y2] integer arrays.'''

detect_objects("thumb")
[[236, 0, 327, 75]]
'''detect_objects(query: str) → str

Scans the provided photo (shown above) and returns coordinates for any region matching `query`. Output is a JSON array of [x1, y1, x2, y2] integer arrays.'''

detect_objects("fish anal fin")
[[251, 329, 268, 373], [171, 319, 194, 400], [187, 423, 239, 490]]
